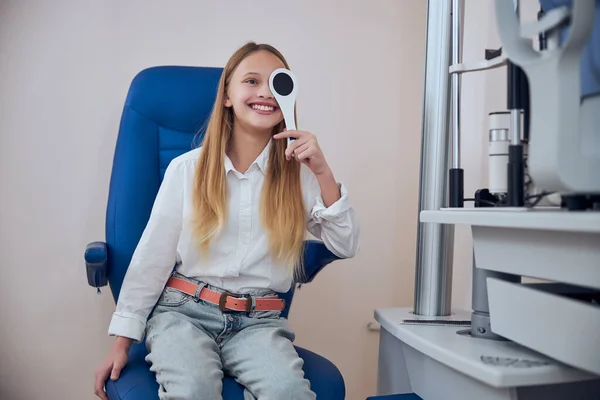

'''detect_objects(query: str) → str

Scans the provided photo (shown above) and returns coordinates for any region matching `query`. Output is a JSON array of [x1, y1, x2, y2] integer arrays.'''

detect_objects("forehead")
[[233, 50, 286, 78]]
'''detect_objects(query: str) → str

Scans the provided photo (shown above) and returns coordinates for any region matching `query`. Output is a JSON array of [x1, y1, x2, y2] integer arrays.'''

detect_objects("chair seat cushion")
[[105, 342, 345, 399]]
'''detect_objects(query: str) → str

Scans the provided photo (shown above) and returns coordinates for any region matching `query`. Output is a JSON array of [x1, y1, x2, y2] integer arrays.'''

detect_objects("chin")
[[247, 116, 281, 132], [252, 123, 278, 133]]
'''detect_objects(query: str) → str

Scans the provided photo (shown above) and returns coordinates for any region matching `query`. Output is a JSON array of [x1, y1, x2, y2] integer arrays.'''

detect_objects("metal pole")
[[413, 0, 455, 316], [511, 0, 522, 146], [511, 110, 521, 145], [451, 0, 463, 169], [449, 0, 465, 208]]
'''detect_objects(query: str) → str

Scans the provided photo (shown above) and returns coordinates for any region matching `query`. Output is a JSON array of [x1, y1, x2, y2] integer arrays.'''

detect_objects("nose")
[[257, 82, 273, 99]]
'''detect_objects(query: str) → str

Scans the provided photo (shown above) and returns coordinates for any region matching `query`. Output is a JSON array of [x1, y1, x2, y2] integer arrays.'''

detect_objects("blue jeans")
[[144, 273, 316, 400]]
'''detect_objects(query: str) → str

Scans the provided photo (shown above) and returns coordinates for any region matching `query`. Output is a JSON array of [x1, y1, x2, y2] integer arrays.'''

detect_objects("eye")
[[245, 78, 258, 85]]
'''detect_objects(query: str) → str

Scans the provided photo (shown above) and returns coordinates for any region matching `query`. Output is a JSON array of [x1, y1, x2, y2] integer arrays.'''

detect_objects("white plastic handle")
[[269, 68, 298, 147]]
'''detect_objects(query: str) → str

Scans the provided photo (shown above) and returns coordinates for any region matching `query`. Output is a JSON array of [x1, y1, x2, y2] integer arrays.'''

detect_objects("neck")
[[227, 121, 271, 173]]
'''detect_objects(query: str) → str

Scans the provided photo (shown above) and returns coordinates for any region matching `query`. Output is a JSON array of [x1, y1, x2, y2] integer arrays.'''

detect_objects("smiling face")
[[224, 50, 285, 134]]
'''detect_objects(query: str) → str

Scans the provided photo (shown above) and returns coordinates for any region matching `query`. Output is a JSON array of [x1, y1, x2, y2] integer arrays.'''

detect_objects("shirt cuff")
[[108, 311, 147, 343], [311, 182, 351, 223]]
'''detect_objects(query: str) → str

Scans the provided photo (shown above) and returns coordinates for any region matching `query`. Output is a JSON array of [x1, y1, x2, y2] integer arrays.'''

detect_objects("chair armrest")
[[85, 241, 108, 289], [299, 240, 340, 284]]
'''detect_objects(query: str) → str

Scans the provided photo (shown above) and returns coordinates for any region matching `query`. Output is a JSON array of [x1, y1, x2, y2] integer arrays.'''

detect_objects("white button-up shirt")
[[108, 141, 360, 341]]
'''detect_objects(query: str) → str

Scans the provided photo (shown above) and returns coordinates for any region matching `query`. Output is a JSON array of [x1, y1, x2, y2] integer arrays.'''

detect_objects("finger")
[[296, 147, 316, 162], [274, 131, 292, 139], [95, 388, 109, 400], [273, 130, 306, 139], [94, 367, 110, 400], [293, 142, 311, 158], [111, 360, 125, 381], [285, 137, 309, 159]]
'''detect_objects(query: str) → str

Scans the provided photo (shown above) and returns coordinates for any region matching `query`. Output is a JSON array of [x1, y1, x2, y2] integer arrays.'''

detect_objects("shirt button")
[[243, 209, 249, 215]]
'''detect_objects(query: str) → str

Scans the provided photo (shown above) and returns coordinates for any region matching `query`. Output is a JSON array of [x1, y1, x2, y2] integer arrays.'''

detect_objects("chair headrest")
[[125, 65, 224, 133]]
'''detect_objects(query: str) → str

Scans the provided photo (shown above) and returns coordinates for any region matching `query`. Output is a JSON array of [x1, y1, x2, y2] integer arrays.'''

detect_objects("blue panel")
[[539, 0, 600, 98], [106, 108, 160, 301], [125, 66, 222, 133], [157, 125, 201, 179]]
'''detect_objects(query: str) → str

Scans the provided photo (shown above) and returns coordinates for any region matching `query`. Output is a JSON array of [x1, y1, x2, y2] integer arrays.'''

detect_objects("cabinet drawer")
[[487, 278, 600, 376]]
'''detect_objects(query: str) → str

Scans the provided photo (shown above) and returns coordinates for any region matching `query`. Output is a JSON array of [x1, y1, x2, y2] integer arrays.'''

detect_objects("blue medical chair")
[[84, 66, 344, 399]]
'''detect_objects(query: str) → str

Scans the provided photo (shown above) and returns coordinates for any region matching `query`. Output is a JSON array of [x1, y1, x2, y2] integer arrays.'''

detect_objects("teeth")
[[251, 104, 274, 112]]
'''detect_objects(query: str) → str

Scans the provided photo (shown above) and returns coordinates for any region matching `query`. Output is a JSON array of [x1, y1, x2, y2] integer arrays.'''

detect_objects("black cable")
[[464, 198, 499, 207], [525, 192, 553, 200], [525, 191, 555, 208], [462, 192, 554, 209]]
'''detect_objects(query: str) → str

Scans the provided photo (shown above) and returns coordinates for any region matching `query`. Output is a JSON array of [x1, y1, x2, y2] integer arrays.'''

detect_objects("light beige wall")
[[0, 1, 427, 399]]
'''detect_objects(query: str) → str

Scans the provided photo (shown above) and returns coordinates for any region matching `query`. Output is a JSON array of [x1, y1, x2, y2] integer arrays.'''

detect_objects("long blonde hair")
[[191, 42, 305, 278]]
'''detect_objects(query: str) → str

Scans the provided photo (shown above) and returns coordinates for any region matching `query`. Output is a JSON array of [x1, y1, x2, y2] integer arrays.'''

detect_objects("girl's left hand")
[[273, 130, 331, 176]]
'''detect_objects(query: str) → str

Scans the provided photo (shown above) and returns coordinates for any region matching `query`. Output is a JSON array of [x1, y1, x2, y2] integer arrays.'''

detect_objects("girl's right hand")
[[94, 336, 132, 400]]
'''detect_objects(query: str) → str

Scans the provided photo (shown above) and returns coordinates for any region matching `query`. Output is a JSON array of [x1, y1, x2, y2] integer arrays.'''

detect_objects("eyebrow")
[[242, 72, 260, 77]]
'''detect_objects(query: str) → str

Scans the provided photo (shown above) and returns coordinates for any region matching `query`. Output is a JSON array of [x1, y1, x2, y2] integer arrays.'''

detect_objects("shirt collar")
[[254, 139, 271, 173], [224, 154, 235, 174], [224, 139, 271, 175]]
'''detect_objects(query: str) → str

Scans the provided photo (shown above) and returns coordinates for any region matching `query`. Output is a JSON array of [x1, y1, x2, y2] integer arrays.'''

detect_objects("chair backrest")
[[105, 65, 221, 300], [105, 66, 309, 317]]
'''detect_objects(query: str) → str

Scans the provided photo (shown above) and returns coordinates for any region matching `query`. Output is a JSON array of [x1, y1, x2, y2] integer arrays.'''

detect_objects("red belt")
[[166, 277, 285, 313]]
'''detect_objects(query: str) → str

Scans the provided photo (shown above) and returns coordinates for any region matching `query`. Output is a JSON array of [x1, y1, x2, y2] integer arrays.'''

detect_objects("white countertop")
[[374, 307, 598, 388], [420, 208, 600, 233]]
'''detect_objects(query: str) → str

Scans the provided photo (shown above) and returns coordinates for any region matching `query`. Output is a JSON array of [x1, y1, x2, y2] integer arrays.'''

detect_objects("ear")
[[224, 94, 232, 108]]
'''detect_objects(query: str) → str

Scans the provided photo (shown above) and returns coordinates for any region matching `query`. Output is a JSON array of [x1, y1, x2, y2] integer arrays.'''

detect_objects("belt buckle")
[[218, 291, 252, 313]]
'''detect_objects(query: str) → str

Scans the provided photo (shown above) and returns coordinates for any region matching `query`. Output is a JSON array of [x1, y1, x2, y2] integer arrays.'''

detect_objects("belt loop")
[[248, 295, 257, 317], [194, 281, 207, 300]]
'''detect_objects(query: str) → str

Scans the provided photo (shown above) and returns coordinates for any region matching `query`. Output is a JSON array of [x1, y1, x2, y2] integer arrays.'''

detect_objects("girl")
[[94, 42, 360, 400]]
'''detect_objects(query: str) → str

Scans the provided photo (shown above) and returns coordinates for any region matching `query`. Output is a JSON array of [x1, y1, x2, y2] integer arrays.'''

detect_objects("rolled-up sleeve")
[[108, 158, 185, 342], [304, 168, 360, 259]]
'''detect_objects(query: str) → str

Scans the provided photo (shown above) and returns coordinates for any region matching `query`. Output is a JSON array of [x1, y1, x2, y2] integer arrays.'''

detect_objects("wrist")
[[115, 336, 133, 350], [314, 166, 334, 181], [315, 167, 341, 207], [316, 169, 337, 191]]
